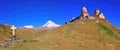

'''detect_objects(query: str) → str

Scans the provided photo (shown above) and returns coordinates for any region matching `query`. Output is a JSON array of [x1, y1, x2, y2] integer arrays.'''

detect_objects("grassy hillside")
[[0, 24, 12, 42], [0, 19, 120, 50], [16, 28, 48, 40], [35, 19, 120, 50]]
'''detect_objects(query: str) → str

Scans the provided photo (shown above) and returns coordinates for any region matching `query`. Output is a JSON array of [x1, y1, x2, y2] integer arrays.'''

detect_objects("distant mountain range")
[[20, 20, 60, 29]]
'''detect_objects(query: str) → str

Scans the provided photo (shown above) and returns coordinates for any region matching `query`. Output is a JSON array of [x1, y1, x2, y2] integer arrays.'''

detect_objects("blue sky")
[[0, 0, 120, 28]]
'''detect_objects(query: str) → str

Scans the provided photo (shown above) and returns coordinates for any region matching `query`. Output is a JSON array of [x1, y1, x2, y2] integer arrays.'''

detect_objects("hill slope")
[[16, 28, 48, 40], [34, 19, 120, 50], [0, 19, 120, 50], [0, 24, 12, 42]]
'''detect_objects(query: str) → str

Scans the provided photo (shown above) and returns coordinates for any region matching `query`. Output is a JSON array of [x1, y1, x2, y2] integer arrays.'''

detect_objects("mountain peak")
[[47, 20, 54, 24], [42, 20, 60, 28]]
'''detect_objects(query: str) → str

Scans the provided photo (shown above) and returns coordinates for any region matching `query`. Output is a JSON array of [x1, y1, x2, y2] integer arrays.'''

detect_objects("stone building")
[[65, 7, 106, 24], [80, 7, 89, 18], [92, 9, 105, 19], [99, 13, 105, 19]]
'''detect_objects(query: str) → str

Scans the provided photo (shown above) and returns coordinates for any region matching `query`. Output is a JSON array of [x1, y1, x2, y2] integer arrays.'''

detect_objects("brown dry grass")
[[0, 19, 120, 50]]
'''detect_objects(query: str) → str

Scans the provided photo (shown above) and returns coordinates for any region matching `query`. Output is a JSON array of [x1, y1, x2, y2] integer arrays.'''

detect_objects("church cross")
[[10, 25, 16, 36]]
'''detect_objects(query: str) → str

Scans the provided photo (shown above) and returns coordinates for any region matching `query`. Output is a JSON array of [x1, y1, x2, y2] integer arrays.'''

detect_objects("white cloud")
[[23, 25, 34, 28]]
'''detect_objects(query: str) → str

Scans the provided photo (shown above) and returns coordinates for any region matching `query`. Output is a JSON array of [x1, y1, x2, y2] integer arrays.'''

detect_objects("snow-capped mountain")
[[42, 20, 60, 28]]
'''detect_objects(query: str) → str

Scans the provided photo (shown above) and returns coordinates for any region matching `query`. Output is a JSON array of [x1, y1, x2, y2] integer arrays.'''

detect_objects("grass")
[[99, 24, 120, 40], [64, 25, 74, 34], [0, 19, 120, 50], [0, 24, 12, 42]]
